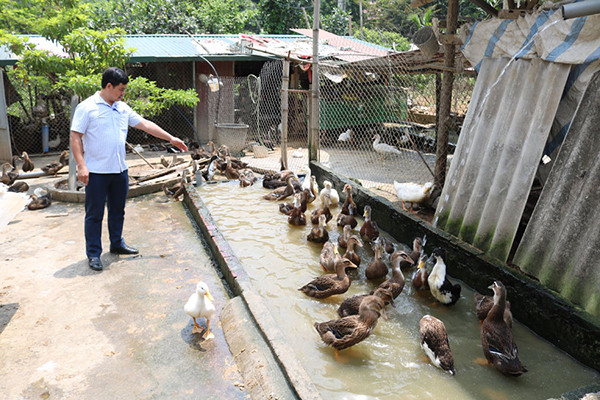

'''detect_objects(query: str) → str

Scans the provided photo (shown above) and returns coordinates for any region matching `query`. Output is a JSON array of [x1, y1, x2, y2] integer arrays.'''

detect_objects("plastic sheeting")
[[514, 70, 600, 319], [433, 57, 570, 261]]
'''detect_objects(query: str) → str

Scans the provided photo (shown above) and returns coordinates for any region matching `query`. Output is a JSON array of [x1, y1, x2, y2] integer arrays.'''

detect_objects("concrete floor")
[[0, 186, 249, 399]]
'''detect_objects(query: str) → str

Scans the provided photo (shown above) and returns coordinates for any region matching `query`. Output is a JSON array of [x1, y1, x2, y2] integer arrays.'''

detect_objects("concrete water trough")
[[180, 163, 600, 399]]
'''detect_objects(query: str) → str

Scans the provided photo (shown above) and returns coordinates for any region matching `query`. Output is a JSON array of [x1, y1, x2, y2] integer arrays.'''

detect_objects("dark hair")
[[101, 67, 129, 88]]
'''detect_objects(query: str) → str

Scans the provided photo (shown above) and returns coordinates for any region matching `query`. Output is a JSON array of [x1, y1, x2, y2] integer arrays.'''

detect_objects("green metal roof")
[[0, 34, 306, 66]]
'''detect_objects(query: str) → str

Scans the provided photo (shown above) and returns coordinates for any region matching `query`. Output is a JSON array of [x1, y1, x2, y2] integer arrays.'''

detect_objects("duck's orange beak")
[[417, 257, 426, 270]]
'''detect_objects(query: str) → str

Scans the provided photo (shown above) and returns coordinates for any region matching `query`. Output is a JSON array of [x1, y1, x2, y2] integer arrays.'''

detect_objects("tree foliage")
[[258, 0, 311, 34], [89, 0, 259, 34], [0, 27, 198, 123]]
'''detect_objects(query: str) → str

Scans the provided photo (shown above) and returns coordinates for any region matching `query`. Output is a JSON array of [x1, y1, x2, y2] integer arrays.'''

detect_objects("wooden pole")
[[359, 0, 364, 40], [310, 0, 321, 162], [434, 0, 459, 192], [281, 60, 290, 170]]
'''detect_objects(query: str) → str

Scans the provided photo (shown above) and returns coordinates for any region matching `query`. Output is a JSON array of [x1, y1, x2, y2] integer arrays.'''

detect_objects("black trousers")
[[84, 170, 129, 258]]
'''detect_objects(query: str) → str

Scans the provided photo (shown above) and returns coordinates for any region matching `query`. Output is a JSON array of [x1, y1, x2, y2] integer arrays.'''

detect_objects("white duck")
[[319, 180, 339, 206], [372, 134, 402, 159], [338, 128, 354, 142], [292, 147, 303, 158], [393, 181, 433, 213], [184, 281, 216, 338]]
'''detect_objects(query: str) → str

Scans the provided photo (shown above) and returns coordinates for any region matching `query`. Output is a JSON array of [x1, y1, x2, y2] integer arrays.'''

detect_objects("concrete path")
[[0, 191, 248, 399]]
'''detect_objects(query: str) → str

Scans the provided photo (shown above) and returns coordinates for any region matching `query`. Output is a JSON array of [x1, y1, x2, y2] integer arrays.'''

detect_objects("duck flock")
[[0, 151, 68, 212], [182, 142, 527, 378]]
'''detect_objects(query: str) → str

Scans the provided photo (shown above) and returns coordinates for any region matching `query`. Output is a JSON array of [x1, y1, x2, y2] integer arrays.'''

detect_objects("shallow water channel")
[[198, 181, 599, 400]]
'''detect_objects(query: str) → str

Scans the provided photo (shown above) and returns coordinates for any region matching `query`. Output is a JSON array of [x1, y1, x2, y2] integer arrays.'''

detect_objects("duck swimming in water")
[[481, 281, 527, 377], [315, 294, 385, 354], [420, 315, 455, 375], [299, 255, 358, 298], [427, 248, 461, 306]]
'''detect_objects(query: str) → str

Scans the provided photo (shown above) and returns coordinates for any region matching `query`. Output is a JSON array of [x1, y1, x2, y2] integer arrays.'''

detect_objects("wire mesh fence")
[[209, 60, 312, 174], [317, 47, 475, 200], [3, 61, 197, 157]]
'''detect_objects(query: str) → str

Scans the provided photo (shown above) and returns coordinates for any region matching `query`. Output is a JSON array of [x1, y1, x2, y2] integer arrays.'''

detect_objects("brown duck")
[[263, 175, 296, 201], [365, 239, 387, 281], [475, 291, 513, 328], [224, 157, 240, 180], [481, 281, 527, 377], [337, 224, 352, 249], [287, 194, 307, 226], [402, 236, 425, 269], [162, 170, 188, 201], [280, 189, 310, 215], [8, 181, 29, 193], [359, 205, 379, 243], [42, 150, 68, 176], [377, 251, 414, 299], [340, 183, 356, 215], [336, 203, 357, 229], [1, 163, 18, 186], [343, 235, 363, 267], [310, 193, 333, 225], [314, 294, 385, 353], [420, 315, 456, 375], [307, 214, 329, 244], [27, 187, 52, 210], [21, 152, 34, 172], [337, 287, 393, 318], [299, 256, 358, 298], [319, 241, 340, 272], [411, 253, 430, 291]]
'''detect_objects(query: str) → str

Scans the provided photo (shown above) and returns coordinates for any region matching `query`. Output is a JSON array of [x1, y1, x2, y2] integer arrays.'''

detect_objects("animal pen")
[[209, 53, 474, 201]]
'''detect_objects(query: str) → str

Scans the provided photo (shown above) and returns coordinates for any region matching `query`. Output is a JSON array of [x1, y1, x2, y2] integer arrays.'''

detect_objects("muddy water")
[[198, 181, 599, 400]]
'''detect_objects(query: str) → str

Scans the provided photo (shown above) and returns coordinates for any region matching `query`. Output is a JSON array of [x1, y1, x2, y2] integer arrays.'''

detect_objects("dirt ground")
[[0, 153, 250, 399]]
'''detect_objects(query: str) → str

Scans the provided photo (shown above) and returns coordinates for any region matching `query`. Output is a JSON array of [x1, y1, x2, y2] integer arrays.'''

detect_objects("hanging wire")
[[184, 30, 222, 125]]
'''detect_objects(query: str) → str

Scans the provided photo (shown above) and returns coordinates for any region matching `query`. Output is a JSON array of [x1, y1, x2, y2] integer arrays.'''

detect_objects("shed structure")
[[434, 8, 600, 318]]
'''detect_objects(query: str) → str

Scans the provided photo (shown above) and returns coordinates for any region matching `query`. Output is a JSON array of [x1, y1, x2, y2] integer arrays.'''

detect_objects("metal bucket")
[[214, 123, 249, 154], [412, 26, 440, 58]]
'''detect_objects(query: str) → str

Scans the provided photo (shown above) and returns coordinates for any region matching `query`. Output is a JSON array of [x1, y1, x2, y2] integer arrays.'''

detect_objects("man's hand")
[[170, 137, 188, 152], [77, 165, 90, 185]]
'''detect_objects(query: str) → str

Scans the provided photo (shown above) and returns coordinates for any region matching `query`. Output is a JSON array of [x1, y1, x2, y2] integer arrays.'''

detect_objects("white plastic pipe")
[[562, 0, 600, 19]]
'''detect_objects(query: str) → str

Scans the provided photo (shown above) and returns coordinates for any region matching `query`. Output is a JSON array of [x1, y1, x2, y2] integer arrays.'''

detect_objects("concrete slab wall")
[[434, 57, 570, 261], [514, 70, 600, 319]]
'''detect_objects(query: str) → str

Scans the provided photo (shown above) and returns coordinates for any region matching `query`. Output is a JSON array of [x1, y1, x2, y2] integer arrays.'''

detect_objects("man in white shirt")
[[70, 67, 188, 271]]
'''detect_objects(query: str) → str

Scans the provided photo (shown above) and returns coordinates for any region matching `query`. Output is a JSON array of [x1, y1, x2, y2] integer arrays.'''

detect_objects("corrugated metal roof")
[[0, 32, 392, 66], [0, 34, 307, 66], [514, 70, 600, 319], [433, 57, 570, 261]]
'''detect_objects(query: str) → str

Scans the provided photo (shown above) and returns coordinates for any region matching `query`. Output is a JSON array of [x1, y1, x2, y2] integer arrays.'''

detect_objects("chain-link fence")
[[208, 60, 312, 174], [318, 48, 475, 200], [4, 61, 196, 156]]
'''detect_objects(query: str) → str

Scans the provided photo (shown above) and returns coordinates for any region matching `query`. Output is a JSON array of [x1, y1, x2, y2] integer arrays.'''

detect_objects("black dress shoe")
[[89, 257, 103, 271], [110, 243, 139, 255]]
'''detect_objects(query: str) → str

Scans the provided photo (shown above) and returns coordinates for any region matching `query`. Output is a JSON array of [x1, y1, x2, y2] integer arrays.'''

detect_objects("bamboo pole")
[[310, 0, 321, 162], [434, 0, 459, 192], [281, 60, 290, 170]]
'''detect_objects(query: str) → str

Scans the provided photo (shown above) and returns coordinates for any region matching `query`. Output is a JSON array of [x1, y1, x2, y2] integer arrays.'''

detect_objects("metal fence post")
[[68, 95, 79, 191]]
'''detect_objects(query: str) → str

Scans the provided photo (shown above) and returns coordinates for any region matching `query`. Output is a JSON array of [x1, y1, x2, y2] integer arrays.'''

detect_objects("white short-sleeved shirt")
[[71, 91, 143, 173]]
